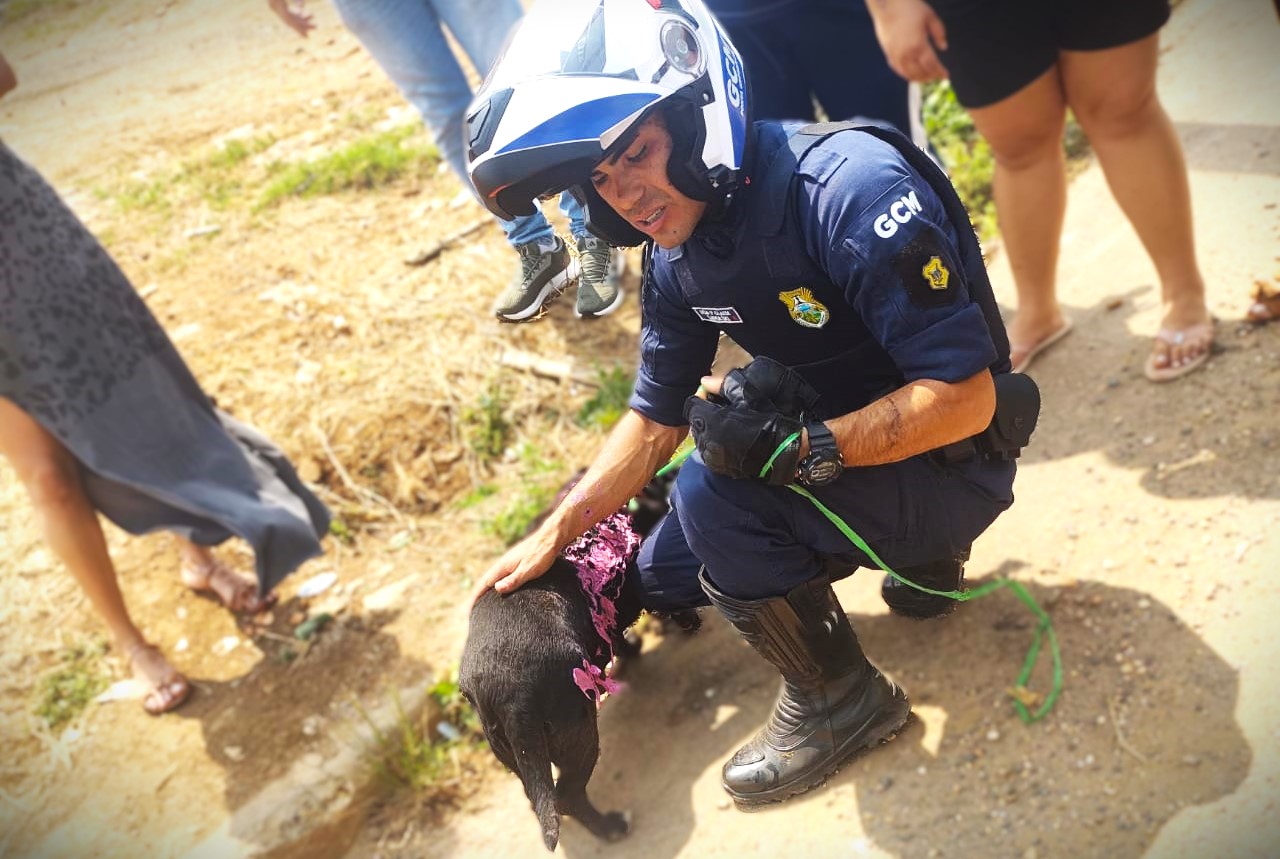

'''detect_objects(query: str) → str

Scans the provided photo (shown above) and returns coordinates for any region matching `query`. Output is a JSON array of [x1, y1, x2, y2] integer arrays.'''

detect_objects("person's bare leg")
[[0, 398, 187, 712], [1061, 34, 1211, 374], [176, 537, 273, 614], [968, 67, 1070, 370]]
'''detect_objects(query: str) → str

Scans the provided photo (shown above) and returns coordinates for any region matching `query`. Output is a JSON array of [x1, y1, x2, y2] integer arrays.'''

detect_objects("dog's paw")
[[602, 810, 630, 841]]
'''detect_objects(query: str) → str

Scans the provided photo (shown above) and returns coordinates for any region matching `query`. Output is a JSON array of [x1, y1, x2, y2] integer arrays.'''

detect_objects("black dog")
[[460, 479, 679, 851]]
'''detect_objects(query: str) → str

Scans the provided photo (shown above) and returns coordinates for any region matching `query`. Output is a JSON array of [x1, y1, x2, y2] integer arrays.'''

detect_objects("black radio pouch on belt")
[[932, 373, 1041, 464], [975, 373, 1041, 460]]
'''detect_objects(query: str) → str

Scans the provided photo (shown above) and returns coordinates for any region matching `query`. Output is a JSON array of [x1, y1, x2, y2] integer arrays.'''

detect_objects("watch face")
[[806, 458, 841, 485]]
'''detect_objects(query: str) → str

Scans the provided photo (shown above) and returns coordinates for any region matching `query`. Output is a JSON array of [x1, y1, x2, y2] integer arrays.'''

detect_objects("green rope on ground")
[[787, 484, 1061, 724]]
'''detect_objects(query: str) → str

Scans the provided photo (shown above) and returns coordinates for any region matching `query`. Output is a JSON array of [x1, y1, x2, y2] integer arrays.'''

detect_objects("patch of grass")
[[483, 444, 562, 545], [576, 365, 634, 431], [181, 135, 276, 210], [429, 672, 481, 739], [455, 483, 498, 509], [486, 485, 556, 546], [361, 674, 482, 791], [462, 381, 511, 464], [112, 177, 173, 214], [34, 640, 108, 729], [3, 0, 108, 38], [329, 516, 355, 545], [258, 125, 439, 207]]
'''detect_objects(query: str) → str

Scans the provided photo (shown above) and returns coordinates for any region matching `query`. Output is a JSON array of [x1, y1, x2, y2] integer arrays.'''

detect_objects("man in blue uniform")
[[466, 0, 1030, 808]]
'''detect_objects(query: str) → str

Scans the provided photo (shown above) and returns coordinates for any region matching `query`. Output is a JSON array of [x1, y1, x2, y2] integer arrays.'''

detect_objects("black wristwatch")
[[798, 422, 844, 486]]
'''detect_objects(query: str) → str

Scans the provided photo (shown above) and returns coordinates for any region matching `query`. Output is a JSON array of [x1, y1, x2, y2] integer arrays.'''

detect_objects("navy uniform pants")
[[636, 452, 1016, 609]]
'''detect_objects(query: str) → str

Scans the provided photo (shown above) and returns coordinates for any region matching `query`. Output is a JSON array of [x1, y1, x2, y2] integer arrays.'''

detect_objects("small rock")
[[224, 746, 245, 763], [917, 765, 928, 775], [174, 638, 189, 653], [716, 798, 731, 811], [302, 716, 320, 737], [1181, 755, 1201, 767], [175, 605, 188, 620], [298, 571, 338, 598], [704, 688, 716, 698], [212, 635, 241, 656], [986, 729, 1000, 742]]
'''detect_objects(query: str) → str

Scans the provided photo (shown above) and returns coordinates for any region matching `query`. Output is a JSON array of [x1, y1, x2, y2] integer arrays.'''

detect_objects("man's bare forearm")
[[540, 408, 686, 549], [825, 371, 995, 466]]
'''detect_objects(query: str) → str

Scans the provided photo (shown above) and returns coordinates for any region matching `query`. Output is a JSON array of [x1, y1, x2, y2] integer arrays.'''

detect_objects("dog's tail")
[[510, 723, 560, 851]]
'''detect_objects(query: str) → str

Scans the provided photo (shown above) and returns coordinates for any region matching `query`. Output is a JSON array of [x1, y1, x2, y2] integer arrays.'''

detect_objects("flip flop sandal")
[[1010, 318, 1075, 374], [1143, 320, 1215, 383], [127, 643, 191, 716], [181, 559, 277, 614]]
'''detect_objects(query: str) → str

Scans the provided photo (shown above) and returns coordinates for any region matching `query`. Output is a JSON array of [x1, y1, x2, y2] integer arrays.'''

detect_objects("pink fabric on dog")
[[563, 511, 641, 702]]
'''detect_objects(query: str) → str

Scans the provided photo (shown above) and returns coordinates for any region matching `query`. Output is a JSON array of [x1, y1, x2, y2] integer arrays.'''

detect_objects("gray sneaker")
[[575, 236, 625, 318], [493, 237, 579, 321]]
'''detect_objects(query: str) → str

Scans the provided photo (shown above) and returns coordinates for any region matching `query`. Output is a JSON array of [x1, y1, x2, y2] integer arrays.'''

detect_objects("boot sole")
[[495, 259, 580, 322], [726, 692, 912, 810], [887, 601, 958, 621]]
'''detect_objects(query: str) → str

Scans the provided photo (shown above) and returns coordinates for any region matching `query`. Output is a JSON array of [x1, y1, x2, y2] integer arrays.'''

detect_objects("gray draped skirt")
[[0, 141, 328, 594]]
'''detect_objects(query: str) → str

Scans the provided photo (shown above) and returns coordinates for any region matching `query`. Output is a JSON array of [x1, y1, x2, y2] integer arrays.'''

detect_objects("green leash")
[[653, 439, 1062, 723]]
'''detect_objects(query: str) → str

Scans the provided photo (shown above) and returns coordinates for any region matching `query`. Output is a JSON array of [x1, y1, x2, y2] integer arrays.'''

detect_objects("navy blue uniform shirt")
[[630, 121, 1005, 427]]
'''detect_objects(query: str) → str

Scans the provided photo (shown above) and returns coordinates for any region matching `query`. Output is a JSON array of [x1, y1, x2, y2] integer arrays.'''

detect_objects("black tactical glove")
[[719, 356, 821, 419], [684, 396, 803, 485]]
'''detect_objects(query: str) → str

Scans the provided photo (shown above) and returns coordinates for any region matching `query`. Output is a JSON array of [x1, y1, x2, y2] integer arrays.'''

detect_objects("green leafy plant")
[[34, 640, 108, 728], [483, 444, 563, 545], [576, 365, 634, 431], [462, 381, 511, 464], [456, 483, 498, 509], [328, 516, 355, 545], [360, 674, 482, 791], [922, 81, 998, 240]]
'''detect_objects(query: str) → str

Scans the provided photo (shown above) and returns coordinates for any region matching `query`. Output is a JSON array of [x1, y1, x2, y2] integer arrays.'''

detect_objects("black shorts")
[[926, 0, 1172, 108]]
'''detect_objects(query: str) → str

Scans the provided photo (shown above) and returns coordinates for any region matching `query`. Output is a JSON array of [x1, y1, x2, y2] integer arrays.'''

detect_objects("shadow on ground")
[[1010, 288, 1280, 501], [176, 602, 434, 856]]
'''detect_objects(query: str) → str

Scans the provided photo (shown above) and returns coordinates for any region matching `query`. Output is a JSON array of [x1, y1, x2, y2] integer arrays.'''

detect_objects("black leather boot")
[[701, 570, 911, 807], [881, 549, 969, 619]]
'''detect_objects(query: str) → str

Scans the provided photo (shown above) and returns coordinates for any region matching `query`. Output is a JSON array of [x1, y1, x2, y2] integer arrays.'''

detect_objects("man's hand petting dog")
[[470, 527, 562, 603]]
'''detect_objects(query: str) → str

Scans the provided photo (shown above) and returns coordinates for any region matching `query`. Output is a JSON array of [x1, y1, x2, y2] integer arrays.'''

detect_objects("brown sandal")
[[1247, 282, 1280, 324], [127, 642, 191, 716], [180, 558, 277, 615]]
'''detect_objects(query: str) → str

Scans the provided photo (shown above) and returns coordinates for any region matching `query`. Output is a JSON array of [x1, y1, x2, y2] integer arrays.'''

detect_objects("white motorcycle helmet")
[[466, 0, 750, 247]]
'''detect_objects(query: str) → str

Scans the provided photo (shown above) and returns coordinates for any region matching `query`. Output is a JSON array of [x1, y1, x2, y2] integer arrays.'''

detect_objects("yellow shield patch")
[[777, 287, 830, 329], [923, 256, 950, 291]]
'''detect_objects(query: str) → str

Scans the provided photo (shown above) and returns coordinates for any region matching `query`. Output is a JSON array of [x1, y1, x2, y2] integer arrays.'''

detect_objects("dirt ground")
[[0, 1, 1277, 858]]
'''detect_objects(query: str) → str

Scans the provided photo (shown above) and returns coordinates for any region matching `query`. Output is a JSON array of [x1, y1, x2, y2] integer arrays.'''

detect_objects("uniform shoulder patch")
[[893, 234, 960, 309]]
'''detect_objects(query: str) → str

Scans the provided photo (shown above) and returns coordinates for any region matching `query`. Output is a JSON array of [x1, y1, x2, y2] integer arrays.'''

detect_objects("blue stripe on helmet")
[[497, 93, 662, 155]]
